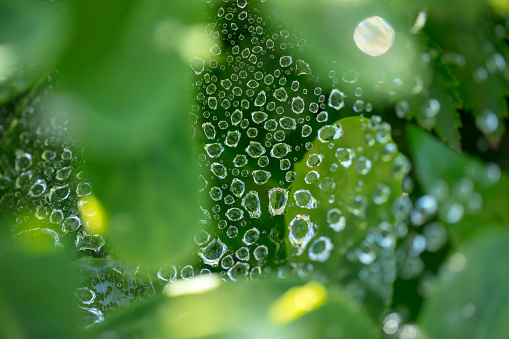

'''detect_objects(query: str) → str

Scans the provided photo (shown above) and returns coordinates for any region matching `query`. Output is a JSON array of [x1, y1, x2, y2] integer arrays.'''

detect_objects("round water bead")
[[354, 16, 395, 57], [288, 214, 315, 250], [308, 236, 334, 262]]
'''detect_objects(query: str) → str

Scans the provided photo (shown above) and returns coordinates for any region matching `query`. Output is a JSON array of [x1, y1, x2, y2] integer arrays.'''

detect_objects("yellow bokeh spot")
[[269, 282, 327, 325], [78, 195, 106, 235], [490, 0, 509, 12]]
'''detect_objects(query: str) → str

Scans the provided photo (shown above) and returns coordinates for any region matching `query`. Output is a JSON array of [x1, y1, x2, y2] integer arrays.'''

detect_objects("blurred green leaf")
[[272, 0, 428, 102], [94, 277, 380, 339], [408, 126, 509, 244], [0, 245, 81, 339], [48, 0, 206, 268], [285, 116, 409, 317], [0, 0, 67, 104], [419, 231, 509, 339], [55, 0, 205, 159], [421, 1, 509, 144]]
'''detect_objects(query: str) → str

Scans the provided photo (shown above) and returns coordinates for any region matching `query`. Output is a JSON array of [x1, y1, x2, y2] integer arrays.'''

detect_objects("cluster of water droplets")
[[186, 0, 381, 283]]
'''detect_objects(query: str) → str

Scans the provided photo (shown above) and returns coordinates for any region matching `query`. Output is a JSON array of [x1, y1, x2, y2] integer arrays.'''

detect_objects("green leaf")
[[0, 245, 81, 339], [285, 116, 410, 317], [47, 0, 206, 268], [422, 2, 509, 144], [94, 277, 380, 339], [419, 231, 509, 339], [0, 0, 67, 104], [428, 52, 463, 150], [408, 126, 509, 244]]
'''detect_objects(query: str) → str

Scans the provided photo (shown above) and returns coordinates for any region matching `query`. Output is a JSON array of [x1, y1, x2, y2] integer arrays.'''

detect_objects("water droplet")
[[15, 151, 32, 172], [273, 87, 288, 102], [328, 89, 345, 110], [306, 154, 324, 167], [194, 230, 211, 246], [228, 262, 249, 281], [225, 130, 241, 147], [355, 156, 372, 175], [319, 177, 337, 194], [268, 188, 289, 215], [252, 111, 268, 124], [199, 238, 227, 266], [254, 245, 269, 260], [279, 55, 293, 67], [280, 117, 297, 130], [354, 16, 395, 56], [227, 226, 238, 238], [236, 247, 250, 261], [335, 148, 355, 168], [288, 214, 315, 252], [29, 179, 47, 197], [242, 191, 261, 218], [304, 170, 320, 184], [476, 109, 499, 134], [190, 57, 205, 74], [327, 208, 346, 232], [205, 143, 225, 158], [246, 141, 266, 158], [181, 265, 195, 280], [373, 183, 391, 205], [50, 209, 64, 224], [211, 163, 228, 179], [231, 110, 243, 125], [252, 170, 271, 185], [49, 184, 70, 203], [243, 228, 260, 245], [308, 236, 334, 262], [291, 96, 305, 114], [254, 90, 267, 107], [226, 208, 244, 221], [270, 143, 291, 159], [294, 189, 317, 209], [202, 122, 216, 139], [157, 265, 177, 282], [318, 124, 343, 142], [233, 154, 248, 167], [62, 215, 82, 232]]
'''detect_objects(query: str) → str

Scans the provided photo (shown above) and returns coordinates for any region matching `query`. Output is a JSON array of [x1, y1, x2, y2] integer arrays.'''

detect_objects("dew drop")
[[354, 16, 395, 56]]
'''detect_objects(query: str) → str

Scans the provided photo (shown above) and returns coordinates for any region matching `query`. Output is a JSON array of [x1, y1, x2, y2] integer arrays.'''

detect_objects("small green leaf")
[[408, 126, 509, 244], [419, 231, 509, 339], [285, 116, 410, 316], [429, 52, 463, 150]]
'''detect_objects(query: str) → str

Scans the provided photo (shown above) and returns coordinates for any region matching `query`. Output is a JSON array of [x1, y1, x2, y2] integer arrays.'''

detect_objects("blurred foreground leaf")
[[0, 244, 80, 339], [94, 277, 379, 339], [408, 126, 509, 245], [49, 0, 206, 267], [285, 116, 410, 317], [419, 231, 509, 339], [0, 0, 67, 104]]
